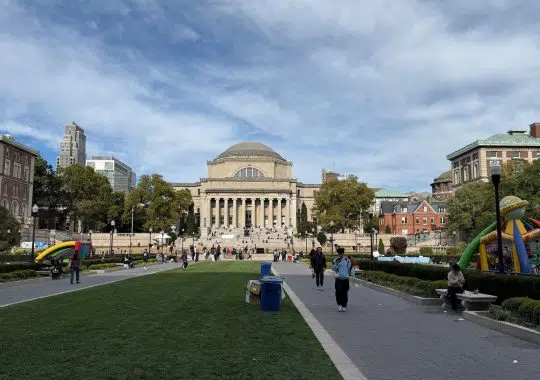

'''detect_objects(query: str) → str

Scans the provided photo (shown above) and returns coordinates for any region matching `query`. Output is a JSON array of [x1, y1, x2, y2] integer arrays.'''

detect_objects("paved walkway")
[[0, 263, 178, 308], [273, 262, 540, 380]]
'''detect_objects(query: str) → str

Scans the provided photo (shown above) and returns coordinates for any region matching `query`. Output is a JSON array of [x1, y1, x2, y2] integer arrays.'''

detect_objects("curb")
[[356, 279, 441, 306], [462, 311, 540, 346], [273, 267, 368, 380]]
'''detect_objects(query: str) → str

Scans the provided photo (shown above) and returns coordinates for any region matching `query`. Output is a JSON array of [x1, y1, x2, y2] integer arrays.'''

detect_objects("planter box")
[[462, 311, 540, 346], [356, 279, 441, 306]]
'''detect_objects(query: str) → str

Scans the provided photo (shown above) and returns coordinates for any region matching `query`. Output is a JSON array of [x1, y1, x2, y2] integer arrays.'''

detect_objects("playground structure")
[[34, 241, 92, 263], [458, 196, 540, 273]]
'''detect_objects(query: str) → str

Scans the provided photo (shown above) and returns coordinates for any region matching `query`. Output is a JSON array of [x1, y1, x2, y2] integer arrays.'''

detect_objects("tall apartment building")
[[86, 156, 136, 193], [56, 122, 86, 169], [0, 134, 37, 223], [446, 122, 540, 191]]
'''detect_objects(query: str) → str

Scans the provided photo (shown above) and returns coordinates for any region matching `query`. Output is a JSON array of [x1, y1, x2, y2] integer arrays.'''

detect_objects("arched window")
[[11, 200, 19, 215], [234, 167, 265, 179], [21, 203, 27, 217], [1, 199, 7, 210]]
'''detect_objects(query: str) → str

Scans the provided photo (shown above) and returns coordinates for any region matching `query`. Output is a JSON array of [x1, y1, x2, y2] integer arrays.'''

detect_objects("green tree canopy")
[[314, 175, 375, 231], [32, 156, 67, 229], [297, 202, 310, 235], [58, 164, 114, 232], [0, 207, 21, 251], [378, 238, 385, 256], [316, 230, 327, 246], [124, 175, 192, 233]]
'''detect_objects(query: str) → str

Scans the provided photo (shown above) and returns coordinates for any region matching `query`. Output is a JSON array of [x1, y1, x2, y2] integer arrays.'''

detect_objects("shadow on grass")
[[0, 262, 340, 380]]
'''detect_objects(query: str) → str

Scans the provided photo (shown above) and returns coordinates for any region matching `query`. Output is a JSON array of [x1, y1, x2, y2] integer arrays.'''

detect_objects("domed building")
[[171, 142, 320, 236]]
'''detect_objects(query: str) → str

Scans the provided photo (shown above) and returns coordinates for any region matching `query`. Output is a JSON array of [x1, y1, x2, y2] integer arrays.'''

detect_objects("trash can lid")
[[261, 275, 283, 283]]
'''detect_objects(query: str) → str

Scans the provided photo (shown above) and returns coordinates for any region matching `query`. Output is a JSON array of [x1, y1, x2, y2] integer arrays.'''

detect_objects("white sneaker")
[[342, 307, 347, 312], [337, 306, 343, 312], [319, 287, 324, 291]]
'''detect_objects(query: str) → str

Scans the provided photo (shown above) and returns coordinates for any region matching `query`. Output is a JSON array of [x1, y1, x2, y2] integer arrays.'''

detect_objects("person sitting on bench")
[[51, 258, 63, 279], [447, 263, 465, 312]]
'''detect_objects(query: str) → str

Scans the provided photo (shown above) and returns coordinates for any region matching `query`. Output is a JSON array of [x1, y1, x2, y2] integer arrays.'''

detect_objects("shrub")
[[361, 270, 443, 298], [389, 237, 407, 254], [501, 297, 530, 313], [0, 263, 43, 274], [357, 260, 540, 303], [0, 269, 37, 282], [419, 247, 434, 255]]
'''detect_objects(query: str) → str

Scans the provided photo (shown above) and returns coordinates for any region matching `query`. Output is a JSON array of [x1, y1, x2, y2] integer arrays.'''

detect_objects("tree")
[[124, 175, 192, 233], [446, 181, 495, 241], [58, 164, 114, 232], [0, 207, 21, 251], [108, 192, 126, 232], [514, 159, 540, 218], [384, 225, 391, 234], [378, 238, 385, 256], [183, 202, 197, 235], [32, 156, 67, 229], [314, 175, 375, 230], [297, 202, 309, 234], [316, 230, 327, 246]]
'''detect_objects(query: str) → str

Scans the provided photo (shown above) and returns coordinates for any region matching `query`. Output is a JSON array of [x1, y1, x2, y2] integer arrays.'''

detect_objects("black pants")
[[314, 270, 324, 287], [447, 286, 463, 310], [335, 278, 350, 307]]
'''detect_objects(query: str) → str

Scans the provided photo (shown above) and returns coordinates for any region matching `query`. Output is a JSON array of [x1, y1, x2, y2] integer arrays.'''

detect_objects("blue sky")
[[2, 0, 540, 192]]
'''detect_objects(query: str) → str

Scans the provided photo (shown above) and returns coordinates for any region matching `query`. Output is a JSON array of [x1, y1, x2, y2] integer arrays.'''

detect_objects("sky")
[[1, 0, 540, 192]]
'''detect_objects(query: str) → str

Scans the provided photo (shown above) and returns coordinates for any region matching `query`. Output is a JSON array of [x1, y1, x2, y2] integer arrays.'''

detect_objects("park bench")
[[435, 288, 497, 311]]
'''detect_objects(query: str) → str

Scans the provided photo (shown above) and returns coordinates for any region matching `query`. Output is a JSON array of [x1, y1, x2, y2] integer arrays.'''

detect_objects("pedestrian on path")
[[332, 247, 352, 312], [310, 247, 327, 290], [69, 249, 81, 285], [143, 249, 149, 270]]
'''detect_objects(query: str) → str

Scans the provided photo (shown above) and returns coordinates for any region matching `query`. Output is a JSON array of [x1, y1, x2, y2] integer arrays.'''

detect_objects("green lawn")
[[0, 262, 341, 380]]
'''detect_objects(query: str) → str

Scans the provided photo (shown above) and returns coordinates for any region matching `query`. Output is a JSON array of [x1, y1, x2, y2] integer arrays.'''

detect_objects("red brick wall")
[[379, 211, 448, 235]]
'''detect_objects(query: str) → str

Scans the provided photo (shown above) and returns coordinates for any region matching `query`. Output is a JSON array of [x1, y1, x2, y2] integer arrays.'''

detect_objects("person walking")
[[310, 247, 327, 290], [332, 247, 352, 312], [142, 249, 149, 270], [309, 248, 316, 278], [69, 249, 81, 285], [181, 250, 188, 270]]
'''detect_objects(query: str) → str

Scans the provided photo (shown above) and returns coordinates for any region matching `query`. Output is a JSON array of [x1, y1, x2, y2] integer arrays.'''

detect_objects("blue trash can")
[[260, 276, 283, 311], [260, 262, 272, 277]]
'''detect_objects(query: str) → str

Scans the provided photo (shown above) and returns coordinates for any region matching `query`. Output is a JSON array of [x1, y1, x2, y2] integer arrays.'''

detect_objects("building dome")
[[216, 142, 286, 161]]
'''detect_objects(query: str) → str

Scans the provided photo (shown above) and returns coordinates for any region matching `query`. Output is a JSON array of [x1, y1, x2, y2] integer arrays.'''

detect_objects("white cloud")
[[1, 0, 540, 191]]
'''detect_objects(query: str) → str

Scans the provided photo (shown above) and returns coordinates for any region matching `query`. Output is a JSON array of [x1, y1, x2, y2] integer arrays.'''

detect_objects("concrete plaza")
[[273, 262, 540, 380]]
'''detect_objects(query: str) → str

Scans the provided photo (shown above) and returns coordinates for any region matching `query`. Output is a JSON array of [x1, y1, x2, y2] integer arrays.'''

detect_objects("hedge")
[[501, 297, 540, 327], [357, 260, 540, 303], [0, 269, 37, 282], [361, 270, 447, 298]]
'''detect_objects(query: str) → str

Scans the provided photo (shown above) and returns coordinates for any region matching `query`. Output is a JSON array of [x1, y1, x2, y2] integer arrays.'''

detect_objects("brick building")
[[446, 122, 540, 191], [378, 199, 449, 235], [0, 134, 37, 224]]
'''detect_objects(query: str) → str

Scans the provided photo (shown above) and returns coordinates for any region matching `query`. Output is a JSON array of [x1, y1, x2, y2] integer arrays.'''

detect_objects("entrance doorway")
[[245, 209, 252, 228]]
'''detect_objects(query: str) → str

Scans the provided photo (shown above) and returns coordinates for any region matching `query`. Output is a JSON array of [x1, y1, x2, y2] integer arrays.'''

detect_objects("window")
[[415, 217, 420, 224], [462, 166, 469, 182], [453, 169, 460, 184], [4, 159, 10, 176], [422, 217, 427, 225], [488, 151, 501, 158], [13, 163, 21, 179], [23, 165, 29, 181], [21, 204, 27, 216], [234, 167, 264, 179], [423, 206, 427, 212], [401, 207, 407, 213], [473, 162, 479, 179], [401, 216, 407, 224], [472, 152, 479, 160], [13, 185, 18, 197], [510, 151, 521, 159], [535, 151, 540, 158], [430, 217, 435, 224], [440, 217, 446, 224]]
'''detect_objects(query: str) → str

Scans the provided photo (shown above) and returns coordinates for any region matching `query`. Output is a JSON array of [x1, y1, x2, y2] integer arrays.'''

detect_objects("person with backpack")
[[69, 249, 81, 285], [332, 247, 353, 312], [310, 247, 327, 290]]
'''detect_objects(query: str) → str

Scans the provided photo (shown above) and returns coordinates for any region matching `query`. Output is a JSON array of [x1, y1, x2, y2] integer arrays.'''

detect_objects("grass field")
[[0, 262, 341, 380]]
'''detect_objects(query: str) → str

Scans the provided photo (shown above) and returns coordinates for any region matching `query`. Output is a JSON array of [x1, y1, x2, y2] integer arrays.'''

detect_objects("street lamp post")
[[304, 231, 308, 253], [31, 204, 38, 263], [368, 207, 374, 261], [491, 164, 505, 273], [181, 228, 184, 252], [453, 230, 457, 247], [110, 220, 115, 255], [192, 231, 195, 246], [330, 221, 335, 258], [149, 227, 153, 254], [311, 227, 315, 249], [89, 230, 93, 256]]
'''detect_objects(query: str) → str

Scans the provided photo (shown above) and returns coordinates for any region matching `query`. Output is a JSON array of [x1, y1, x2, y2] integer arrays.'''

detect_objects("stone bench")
[[435, 288, 497, 311]]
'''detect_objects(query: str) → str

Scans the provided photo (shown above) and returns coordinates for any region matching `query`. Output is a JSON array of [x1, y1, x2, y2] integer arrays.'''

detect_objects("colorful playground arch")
[[34, 241, 92, 263], [458, 196, 540, 273]]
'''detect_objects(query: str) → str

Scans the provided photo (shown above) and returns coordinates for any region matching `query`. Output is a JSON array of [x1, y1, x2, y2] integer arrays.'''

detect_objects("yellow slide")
[[34, 241, 76, 263]]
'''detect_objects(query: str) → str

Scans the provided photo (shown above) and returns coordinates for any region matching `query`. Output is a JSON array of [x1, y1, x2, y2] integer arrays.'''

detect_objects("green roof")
[[375, 188, 408, 198], [447, 131, 540, 160]]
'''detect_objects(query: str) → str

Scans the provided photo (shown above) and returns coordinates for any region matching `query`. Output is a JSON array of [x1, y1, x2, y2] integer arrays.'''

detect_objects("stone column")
[[224, 198, 229, 228], [215, 198, 221, 228], [291, 196, 297, 230], [259, 198, 265, 228], [284, 198, 289, 228], [239, 198, 245, 228], [269, 198, 274, 227], [208, 198, 213, 228], [232, 198, 237, 228], [277, 198, 282, 228]]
